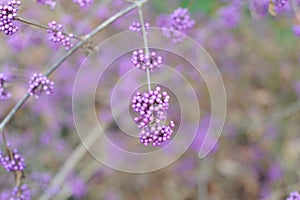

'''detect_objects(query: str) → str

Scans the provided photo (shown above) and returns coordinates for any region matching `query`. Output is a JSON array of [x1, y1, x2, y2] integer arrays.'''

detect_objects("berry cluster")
[[0, 148, 26, 172], [162, 7, 195, 43], [287, 191, 300, 200], [132, 87, 175, 146], [129, 21, 149, 35], [11, 184, 31, 200], [131, 49, 162, 72], [132, 87, 169, 128], [73, 0, 93, 7], [0, 1, 21, 35], [139, 120, 175, 146], [0, 73, 11, 100], [47, 21, 74, 50], [28, 73, 54, 99]]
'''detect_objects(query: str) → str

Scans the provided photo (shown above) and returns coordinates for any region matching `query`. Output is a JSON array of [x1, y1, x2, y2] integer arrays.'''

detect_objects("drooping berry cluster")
[[129, 21, 149, 35], [0, 148, 26, 172], [28, 73, 54, 99], [132, 87, 169, 128], [11, 184, 31, 200], [139, 120, 175, 146], [162, 7, 195, 43], [73, 0, 93, 7], [47, 21, 74, 50], [0, 73, 11, 100], [0, 1, 21, 35], [286, 191, 300, 200], [131, 49, 162, 72], [132, 87, 175, 146]]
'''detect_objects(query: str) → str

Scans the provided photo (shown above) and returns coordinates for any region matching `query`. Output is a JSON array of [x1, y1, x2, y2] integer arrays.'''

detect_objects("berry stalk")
[[137, 4, 152, 91], [15, 16, 83, 41]]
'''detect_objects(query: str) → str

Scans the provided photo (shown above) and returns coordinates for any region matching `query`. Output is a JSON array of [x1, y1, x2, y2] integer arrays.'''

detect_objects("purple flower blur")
[[162, 7, 195, 43]]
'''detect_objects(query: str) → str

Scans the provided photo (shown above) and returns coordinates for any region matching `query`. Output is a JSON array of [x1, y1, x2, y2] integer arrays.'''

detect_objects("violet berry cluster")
[[0, 73, 11, 100], [129, 21, 149, 35], [287, 191, 300, 200], [47, 21, 74, 50], [0, 0, 21, 35], [0, 148, 26, 172], [162, 7, 195, 43], [11, 184, 31, 200], [28, 73, 54, 99], [131, 49, 162, 72], [132, 87, 175, 146], [0, 184, 31, 200], [73, 0, 93, 7]]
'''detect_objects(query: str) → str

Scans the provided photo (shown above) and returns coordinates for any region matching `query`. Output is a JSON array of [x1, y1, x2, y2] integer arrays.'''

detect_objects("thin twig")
[[39, 126, 101, 200], [0, 1, 143, 134], [15, 17, 83, 41], [137, 4, 151, 91]]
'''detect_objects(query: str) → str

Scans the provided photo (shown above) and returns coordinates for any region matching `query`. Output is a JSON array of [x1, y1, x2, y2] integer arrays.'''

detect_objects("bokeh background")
[[0, 0, 300, 199]]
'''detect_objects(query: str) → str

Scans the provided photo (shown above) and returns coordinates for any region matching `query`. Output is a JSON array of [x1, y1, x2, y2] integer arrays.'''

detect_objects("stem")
[[39, 122, 115, 200], [15, 17, 83, 41], [137, 4, 151, 91], [0, 94, 30, 132], [0, 0, 147, 134], [1, 131, 9, 152]]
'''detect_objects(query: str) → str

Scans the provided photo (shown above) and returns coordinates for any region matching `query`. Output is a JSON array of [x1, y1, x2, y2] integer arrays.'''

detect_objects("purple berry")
[[129, 21, 149, 35], [73, 0, 93, 7]]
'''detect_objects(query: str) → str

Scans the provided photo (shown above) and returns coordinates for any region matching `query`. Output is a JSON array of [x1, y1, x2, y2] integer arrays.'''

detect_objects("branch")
[[39, 123, 110, 200], [137, 4, 152, 91], [15, 17, 83, 41], [0, 0, 145, 133]]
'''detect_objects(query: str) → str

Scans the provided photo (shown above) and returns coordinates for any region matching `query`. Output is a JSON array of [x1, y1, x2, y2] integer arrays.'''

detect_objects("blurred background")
[[0, 0, 300, 199]]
